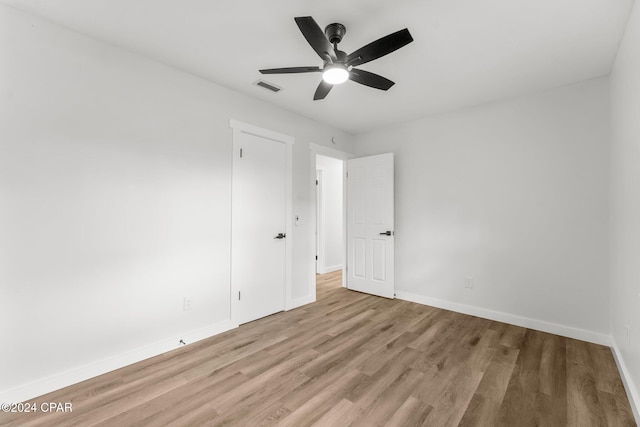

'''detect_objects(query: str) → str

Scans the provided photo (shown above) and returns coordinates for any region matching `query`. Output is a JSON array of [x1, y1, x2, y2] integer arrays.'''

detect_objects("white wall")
[[610, 0, 640, 418], [354, 78, 611, 342], [0, 4, 354, 402], [316, 155, 343, 273]]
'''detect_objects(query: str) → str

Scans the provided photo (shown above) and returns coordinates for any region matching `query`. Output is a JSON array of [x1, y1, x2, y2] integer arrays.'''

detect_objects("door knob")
[[379, 231, 393, 236], [274, 233, 286, 239]]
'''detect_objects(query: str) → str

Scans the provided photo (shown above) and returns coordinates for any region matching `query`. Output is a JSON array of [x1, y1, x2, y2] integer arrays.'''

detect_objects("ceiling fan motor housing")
[[325, 23, 346, 44]]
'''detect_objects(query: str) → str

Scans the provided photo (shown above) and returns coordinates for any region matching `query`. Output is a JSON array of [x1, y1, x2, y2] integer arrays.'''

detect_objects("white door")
[[232, 130, 287, 324], [347, 153, 394, 298]]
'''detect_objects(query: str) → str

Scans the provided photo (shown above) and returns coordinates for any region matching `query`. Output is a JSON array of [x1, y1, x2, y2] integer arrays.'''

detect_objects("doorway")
[[310, 144, 351, 292], [316, 155, 344, 275], [310, 145, 395, 299]]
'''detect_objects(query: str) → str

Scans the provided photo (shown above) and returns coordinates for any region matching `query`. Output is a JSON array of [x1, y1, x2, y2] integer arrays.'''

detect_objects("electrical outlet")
[[183, 296, 192, 312], [465, 276, 474, 289], [626, 325, 631, 345]]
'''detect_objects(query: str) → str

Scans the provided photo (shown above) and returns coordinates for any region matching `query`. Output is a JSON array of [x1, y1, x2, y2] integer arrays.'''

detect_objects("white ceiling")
[[2, 0, 634, 134]]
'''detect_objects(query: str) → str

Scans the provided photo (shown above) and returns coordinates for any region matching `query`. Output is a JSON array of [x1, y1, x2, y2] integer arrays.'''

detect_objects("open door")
[[346, 153, 394, 298]]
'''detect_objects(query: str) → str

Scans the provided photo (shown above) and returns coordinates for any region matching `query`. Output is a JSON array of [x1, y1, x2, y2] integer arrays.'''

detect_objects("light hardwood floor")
[[1, 270, 636, 426]]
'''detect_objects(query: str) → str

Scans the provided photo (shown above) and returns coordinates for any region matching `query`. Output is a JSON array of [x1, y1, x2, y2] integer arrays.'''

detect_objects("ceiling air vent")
[[254, 79, 282, 93]]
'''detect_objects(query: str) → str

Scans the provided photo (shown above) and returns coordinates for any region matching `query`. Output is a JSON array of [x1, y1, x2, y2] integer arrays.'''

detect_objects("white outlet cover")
[[626, 325, 631, 345], [183, 297, 193, 311]]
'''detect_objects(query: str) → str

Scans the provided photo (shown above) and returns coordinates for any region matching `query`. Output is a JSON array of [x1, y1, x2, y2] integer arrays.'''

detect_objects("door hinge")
[[238, 291, 241, 300], [240, 148, 243, 158], [315, 255, 318, 260], [316, 179, 318, 185]]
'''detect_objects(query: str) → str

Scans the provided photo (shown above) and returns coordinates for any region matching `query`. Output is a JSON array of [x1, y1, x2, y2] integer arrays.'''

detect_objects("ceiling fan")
[[259, 16, 413, 100]]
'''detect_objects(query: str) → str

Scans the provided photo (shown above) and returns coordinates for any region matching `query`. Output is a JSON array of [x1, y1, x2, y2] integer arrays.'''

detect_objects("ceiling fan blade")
[[295, 16, 338, 62], [349, 69, 395, 90], [346, 28, 413, 67], [313, 80, 333, 100], [260, 66, 321, 74]]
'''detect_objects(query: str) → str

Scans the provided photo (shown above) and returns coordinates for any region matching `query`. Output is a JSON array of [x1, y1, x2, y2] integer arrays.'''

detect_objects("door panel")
[[353, 238, 366, 279], [372, 239, 386, 282], [232, 131, 286, 324], [347, 153, 394, 298]]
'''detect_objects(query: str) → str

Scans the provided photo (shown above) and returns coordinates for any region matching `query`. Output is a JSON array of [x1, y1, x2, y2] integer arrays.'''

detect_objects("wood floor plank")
[[567, 340, 608, 427], [279, 357, 368, 414], [495, 330, 546, 427], [458, 345, 518, 426], [357, 331, 420, 375], [66, 375, 189, 427], [458, 393, 501, 427], [277, 370, 364, 427], [411, 321, 491, 405], [490, 321, 528, 349], [1, 270, 635, 427], [94, 372, 246, 426], [537, 334, 568, 425], [309, 398, 353, 427], [208, 349, 316, 411], [598, 390, 637, 427], [386, 395, 433, 427], [589, 344, 627, 395], [350, 368, 425, 426], [345, 358, 411, 409]]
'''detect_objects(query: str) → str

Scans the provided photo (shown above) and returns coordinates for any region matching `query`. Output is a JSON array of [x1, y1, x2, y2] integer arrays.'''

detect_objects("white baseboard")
[[287, 294, 316, 310], [0, 319, 237, 404], [317, 264, 343, 275], [611, 340, 640, 424], [395, 290, 611, 346]]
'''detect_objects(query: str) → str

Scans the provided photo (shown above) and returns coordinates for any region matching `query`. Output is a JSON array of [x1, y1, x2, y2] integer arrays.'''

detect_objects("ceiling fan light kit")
[[259, 16, 413, 100], [322, 64, 349, 84]]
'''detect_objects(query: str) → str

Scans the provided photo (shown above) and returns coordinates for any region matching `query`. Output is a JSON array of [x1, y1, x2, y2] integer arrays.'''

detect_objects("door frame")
[[229, 119, 294, 323], [309, 143, 353, 288], [315, 169, 323, 274]]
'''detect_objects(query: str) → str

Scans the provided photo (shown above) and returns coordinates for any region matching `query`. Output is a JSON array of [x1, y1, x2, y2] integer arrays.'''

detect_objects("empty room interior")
[[1, 0, 640, 425]]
